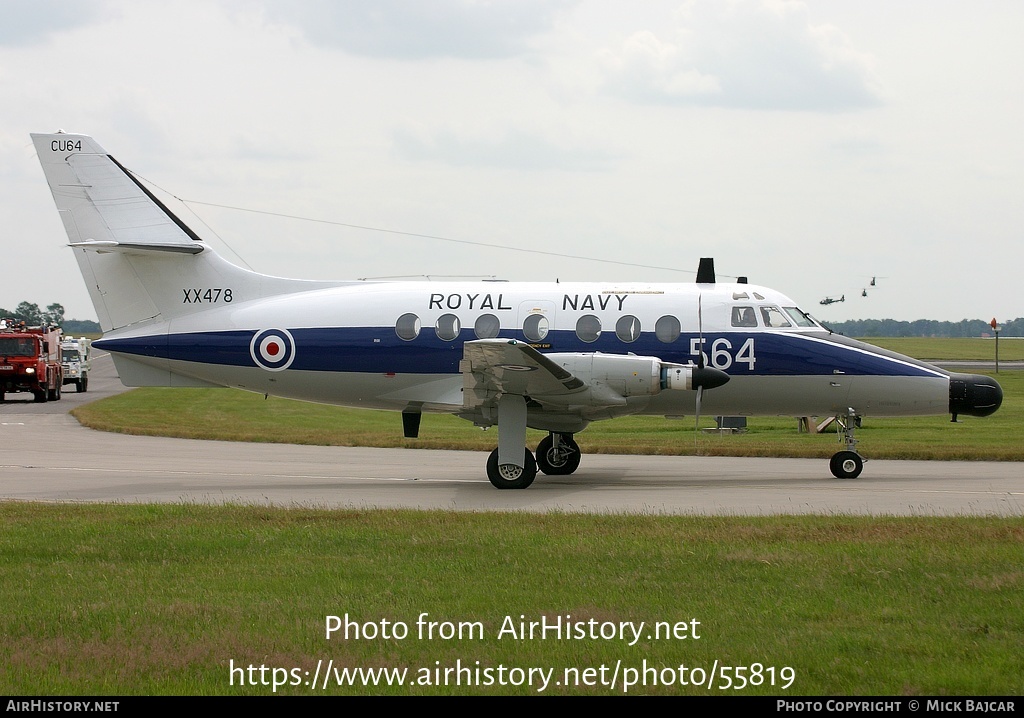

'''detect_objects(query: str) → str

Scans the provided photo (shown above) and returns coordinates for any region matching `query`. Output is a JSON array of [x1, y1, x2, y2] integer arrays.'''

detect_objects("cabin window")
[[395, 313, 421, 341], [615, 315, 641, 343], [435, 313, 461, 341], [731, 306, 757, 328], [523, 313, 549, 342], [474, 313, 501, 339], [760, 306, 792, 328], [655, 315, 680, 343], [575, 315, 601, 343]]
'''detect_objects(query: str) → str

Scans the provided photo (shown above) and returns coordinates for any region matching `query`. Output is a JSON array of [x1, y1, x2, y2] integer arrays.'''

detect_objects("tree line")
[[0, 302, 100, 334], [824, 317, 1023, 337]]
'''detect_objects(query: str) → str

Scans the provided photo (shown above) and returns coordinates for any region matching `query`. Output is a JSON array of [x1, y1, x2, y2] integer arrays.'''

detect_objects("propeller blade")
[[695, 292, 704, 452], [694, 385, 703, 452], [697, 294, 704, 369]]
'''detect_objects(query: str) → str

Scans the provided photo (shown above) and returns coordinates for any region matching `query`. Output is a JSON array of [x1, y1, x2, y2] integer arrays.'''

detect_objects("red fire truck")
[[0, 319, 64, 402]]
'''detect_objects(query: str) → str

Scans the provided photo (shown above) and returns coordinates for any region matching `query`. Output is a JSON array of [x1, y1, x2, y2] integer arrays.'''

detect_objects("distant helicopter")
[[861, 276, 887, 298], [820, 295, 845, 306]]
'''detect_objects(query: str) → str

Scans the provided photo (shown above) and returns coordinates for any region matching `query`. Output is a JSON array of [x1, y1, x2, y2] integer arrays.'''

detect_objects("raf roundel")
[[250, 328, 296, 372]]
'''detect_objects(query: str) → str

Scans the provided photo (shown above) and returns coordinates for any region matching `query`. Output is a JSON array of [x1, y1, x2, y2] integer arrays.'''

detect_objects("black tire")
[[536, 434, 581, 475], [34, 388, 48, 403], [75, 379, 83, 393], [829, 451, 863, 479], [81, 375, 88, 392], [486, 448, 537, 489]]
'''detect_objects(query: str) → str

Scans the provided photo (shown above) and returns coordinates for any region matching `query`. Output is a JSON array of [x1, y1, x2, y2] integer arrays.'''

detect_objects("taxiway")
[[1, 354, 1020, 516]]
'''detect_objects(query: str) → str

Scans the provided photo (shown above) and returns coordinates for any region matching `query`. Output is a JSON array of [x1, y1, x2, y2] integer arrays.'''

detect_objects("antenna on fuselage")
[[696, 257, 716, 284]]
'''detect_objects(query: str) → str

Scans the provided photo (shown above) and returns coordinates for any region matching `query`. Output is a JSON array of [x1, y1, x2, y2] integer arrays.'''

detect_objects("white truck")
[[61, 337, 91, 392]]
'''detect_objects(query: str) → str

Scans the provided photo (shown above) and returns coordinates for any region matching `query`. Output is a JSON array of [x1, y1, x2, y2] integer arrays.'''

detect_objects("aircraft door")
[[828, 375, 854, 414], [518, 301, 555, 347]]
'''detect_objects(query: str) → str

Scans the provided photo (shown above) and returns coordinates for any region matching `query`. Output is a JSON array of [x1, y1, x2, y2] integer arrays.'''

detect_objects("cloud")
[[392, 126, 615, 171], [0, 0, 104, 46], [600, 0, 882, 111], [259, 0, 571, 60]]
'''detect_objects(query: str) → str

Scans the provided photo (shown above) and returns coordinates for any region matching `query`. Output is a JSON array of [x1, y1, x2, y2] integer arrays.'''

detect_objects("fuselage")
[[94, 279, 988, 430]]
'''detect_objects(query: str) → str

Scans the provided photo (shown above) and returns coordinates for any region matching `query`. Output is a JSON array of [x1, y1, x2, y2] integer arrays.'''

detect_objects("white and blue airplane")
[[31, 132, 1003, 489]]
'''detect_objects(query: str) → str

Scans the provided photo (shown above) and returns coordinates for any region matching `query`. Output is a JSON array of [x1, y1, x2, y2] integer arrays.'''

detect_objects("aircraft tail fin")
[[32, 132, 340, 333]]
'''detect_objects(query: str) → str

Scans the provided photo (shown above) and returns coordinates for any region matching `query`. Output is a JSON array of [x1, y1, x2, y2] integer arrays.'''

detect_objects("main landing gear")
[[486, 431, 582, 490], [486, 448, 537, 490], [829, 409, 865, 479], [536, 433, 581, 475]]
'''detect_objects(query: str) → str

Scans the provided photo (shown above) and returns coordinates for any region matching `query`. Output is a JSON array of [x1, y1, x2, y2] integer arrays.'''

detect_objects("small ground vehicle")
[[61, 336, 91, 392], [0, 319, 63, 402]]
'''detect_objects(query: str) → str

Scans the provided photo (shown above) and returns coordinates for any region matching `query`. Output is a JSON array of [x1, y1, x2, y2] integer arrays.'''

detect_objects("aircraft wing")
[[460, 339, 587, 408]]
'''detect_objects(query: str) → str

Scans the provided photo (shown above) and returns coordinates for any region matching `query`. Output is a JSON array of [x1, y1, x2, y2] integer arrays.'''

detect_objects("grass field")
[[5, 338, 1021, 696], [856, 337, 1023, 362], [2, 503, 1021, 695]]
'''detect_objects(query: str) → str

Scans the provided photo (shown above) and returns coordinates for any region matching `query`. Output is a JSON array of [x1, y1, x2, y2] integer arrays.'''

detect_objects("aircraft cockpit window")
[[615, 315, 641, 343], [753, 292, 765, 300], [576, 314, 601, 343], [395, 313, 421, 341], [435, 313, 461, 341], [523, 313, 549, 342], [782, 307, 817, 328], [474, 313, 501, 339], [760, 306, 792, 328], [655, 315, 680, 343], [732, 292, 749, 300], [731, 306, 757, 328]]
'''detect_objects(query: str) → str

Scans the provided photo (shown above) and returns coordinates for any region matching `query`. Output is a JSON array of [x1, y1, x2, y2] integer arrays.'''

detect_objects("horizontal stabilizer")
[[70, 240, 205, 255]]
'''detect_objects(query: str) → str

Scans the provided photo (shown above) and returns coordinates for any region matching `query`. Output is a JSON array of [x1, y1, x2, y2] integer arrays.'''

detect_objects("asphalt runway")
[[2, 354, 1021, 516]]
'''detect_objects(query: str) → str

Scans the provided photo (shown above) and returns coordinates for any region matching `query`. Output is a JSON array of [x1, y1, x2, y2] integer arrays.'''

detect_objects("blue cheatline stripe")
[[94, 328, 943, 378]]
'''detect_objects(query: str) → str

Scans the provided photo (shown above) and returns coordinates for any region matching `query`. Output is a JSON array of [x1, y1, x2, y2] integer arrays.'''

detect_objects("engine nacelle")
[[547, 353, 716, 399]]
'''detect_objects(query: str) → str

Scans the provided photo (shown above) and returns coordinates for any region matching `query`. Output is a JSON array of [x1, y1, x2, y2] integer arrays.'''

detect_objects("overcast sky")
[[2, 0, 1022, 324]]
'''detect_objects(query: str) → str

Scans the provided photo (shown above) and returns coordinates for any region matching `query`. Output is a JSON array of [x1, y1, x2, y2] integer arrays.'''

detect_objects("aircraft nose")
[[948, 373, 1003, 419]]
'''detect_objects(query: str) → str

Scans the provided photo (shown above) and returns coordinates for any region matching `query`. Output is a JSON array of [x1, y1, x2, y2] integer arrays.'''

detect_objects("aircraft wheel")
[[829, 451, 863, 479], [536, 434, 581, 475], [486, 448, 537, 489]]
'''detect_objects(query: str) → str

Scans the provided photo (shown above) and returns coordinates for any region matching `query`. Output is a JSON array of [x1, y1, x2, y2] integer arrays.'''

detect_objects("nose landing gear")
[[830, 409, 865, 479]]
